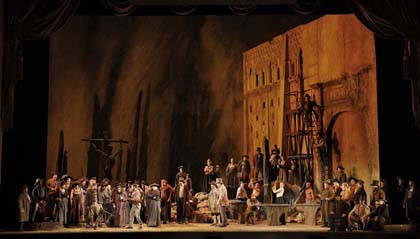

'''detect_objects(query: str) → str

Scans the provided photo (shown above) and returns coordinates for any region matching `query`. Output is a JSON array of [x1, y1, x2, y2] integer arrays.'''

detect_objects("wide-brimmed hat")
[[150, 183, 160, 188], [348, 177, 358, 183], [370, 180, 380, 186]]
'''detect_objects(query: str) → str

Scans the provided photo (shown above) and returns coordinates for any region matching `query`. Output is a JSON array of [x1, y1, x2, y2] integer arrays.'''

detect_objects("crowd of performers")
[[16, 147, 420, 232]]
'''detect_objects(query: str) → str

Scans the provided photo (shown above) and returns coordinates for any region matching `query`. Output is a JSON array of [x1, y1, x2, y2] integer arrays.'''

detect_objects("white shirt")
[[272, 186, 284, 198]]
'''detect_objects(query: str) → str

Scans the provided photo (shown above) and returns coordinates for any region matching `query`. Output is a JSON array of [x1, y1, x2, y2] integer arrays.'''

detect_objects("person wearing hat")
[[208, 181, 220, 226], [336, 166, 347, 184], [18, 184, 31, 230], [403, 177, 420, 224], [370, 180, 385, 210], [175, 178, 190, 224], [216, 178, 229, 227], [175, 165, 187, 186], [319, 179, 334, 227], [366, 198, 387, 231], [146, 183, 161, 227], [348, 177, 358, 208], [245, 194, 260, 226], [127, 181, 143, 229]]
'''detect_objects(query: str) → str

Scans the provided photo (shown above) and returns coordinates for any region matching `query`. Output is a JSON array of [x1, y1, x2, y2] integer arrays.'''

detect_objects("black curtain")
[[2, 0, 81, 132], [346, 0, 420, 129]]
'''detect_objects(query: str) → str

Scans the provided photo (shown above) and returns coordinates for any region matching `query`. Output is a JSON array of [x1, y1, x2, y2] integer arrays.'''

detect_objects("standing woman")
[[225, 158, 238, 198], [113, 184, 128, 227], [18, 184, 31, 230], [70, 181, 84, 224], [146, 183, 161, 227]]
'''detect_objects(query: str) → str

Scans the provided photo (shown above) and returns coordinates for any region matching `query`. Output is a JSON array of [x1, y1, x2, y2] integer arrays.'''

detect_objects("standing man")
[[127, 181, 143, 229], [18, 185, 31, 230], [175, 178, 190, 224], [253, 148, 264, 180], [175, 166, 187, 186], [336, 166, 347, 184], [46, 173, 58, 221], [403, 177, 420, 224], [32, 179, 47, 223], [319, 179, 334, 227], [160, 179, 172, 224], [216, 178, 229, 227]]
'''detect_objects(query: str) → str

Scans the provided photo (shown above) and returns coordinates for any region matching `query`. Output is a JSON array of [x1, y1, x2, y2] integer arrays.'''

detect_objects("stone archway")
[[325, 111, 369, 181]]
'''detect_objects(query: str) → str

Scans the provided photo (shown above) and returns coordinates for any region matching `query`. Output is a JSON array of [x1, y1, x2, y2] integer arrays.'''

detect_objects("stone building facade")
[[243, 14, 379, 199]]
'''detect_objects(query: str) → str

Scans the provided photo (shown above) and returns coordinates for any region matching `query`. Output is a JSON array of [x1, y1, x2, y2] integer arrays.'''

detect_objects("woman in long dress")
[[225, 158, 238, 198], [113, 184, 128, 227], [146, 183, 161, 227], [70, 182, 83, 224]]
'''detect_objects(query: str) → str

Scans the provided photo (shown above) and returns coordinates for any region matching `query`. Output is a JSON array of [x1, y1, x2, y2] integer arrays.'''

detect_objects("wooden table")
[[229, 200, 247, 224], [261, 203, 320, 226]]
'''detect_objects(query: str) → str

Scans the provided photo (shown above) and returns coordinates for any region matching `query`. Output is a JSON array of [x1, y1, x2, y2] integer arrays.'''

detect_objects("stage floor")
[[0, 222, 418, 239]]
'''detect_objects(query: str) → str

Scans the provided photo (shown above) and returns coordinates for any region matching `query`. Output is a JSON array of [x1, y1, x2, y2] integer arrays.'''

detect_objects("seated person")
[[236, 181, 248, 201], [245, 195, 260, 225], [366, 199, 387, 231], [348, 197, 370, 231]]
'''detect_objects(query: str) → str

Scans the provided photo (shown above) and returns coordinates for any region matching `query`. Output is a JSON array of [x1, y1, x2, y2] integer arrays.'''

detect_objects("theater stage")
[[0, 223, 417, 239]]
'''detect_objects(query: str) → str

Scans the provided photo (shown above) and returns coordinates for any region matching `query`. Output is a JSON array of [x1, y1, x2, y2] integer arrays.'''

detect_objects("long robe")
[[226, 163, 237, 187], [70, 187, 84, 223], [114, 191, 127, 227], [18, 192, 31, 222], [208, 188, 220, 214], [146, 189, 161, 227]]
